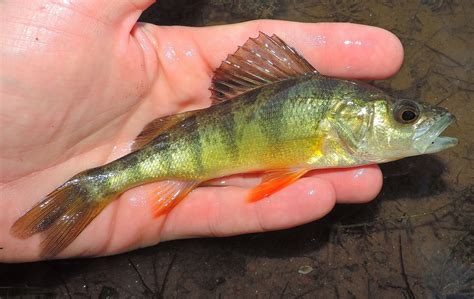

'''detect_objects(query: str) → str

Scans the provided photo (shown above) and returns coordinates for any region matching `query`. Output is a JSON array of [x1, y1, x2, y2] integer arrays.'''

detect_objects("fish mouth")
[[417, 113, 458, 154]]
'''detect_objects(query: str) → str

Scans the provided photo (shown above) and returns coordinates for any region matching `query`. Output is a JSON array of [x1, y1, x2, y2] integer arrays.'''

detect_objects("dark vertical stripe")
[[152, 132, 173, 174], [184, 114, 204, 174], [256, 80, 292, 145], [216, 101, 239, 162], [102, 148, 144, 187]]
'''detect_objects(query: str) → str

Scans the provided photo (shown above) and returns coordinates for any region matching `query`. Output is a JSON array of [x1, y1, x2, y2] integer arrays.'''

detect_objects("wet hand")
[[0, 0, 402, 261]]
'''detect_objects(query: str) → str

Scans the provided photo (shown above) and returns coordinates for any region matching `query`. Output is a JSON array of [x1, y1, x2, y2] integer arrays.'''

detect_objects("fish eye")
[[394, 100, 420, 124]]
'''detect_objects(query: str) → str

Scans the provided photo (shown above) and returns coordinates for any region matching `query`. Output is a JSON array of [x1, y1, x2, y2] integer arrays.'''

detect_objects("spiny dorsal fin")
[[210, 32, 318, 104], [132, 110, 197, 151]]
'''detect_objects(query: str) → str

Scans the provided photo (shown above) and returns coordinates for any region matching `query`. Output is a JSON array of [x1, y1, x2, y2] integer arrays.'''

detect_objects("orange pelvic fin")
[[150, 180, 200, 217], [246, 168, 308, 203]]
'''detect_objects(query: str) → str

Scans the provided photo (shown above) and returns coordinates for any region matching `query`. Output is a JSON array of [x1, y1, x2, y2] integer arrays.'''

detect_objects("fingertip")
[[368, 26, 404, 79], [309, 165, 383, 204], [348, 165, 383, 203], [310, 23, 404, 79]]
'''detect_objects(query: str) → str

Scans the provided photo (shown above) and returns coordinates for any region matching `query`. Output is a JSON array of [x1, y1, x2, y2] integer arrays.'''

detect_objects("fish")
[[10, 32, 457, 258]]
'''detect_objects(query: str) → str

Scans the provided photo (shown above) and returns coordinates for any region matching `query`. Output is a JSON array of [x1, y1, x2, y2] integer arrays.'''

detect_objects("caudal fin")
[[10, 181, 109, 259]]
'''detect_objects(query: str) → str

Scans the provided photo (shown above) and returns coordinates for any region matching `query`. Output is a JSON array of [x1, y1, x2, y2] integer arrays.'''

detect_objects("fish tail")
[[10, 178, 110, 259]]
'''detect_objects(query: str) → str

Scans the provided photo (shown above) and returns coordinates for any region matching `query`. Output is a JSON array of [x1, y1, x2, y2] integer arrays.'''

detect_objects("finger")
[[203, 165, 383, 204], [140, 20, 403, 82], [308, 165, 383, 203], [199, 21, 404, 79], [158, 177, 336, 241]]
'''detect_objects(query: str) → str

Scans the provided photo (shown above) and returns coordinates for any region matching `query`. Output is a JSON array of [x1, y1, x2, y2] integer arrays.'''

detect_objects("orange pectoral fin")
[[149, 180, 200, 217], [246, 169, 308, 203]]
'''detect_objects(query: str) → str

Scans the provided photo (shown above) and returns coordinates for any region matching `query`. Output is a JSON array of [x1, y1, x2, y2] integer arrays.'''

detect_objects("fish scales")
[[128, 75, 332, 181], [103, 76, 375, 191], [77, 76, 364, 191]]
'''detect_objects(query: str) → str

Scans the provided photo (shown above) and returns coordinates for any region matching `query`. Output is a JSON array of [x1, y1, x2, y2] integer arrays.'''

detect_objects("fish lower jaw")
[[423, 136, 458, 154]]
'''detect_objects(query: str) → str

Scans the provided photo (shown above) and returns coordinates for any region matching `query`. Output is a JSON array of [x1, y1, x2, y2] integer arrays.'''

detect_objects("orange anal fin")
[[149, 180, 200, 217], [246, 169, 308, 203]]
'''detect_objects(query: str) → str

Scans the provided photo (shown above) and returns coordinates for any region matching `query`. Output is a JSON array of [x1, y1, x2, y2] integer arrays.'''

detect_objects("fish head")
[[356, 98, 457, 163]]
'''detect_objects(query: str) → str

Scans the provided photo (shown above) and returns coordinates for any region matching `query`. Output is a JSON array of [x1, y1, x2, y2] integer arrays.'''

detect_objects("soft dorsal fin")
[[131, 110, 197, 151], [210, 32, 318, 104]]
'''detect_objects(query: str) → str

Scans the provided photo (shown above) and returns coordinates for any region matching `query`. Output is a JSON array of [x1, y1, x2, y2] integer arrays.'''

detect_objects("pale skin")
[[0, 0, 403, 262]]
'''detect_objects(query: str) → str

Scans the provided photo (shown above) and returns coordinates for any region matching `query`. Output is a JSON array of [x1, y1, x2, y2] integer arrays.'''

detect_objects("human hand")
[[0, 0, 403, 262]]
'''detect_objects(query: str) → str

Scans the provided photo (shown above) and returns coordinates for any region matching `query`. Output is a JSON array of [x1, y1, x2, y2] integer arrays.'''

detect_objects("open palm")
[[0, 0, 403, 262]]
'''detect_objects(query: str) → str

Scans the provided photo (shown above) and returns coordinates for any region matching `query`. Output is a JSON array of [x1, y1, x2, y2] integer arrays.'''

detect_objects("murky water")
[[1, 0, 472, 297]]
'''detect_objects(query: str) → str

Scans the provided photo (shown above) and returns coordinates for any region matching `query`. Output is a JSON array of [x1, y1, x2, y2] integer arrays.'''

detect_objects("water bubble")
[[126, 186, 148, 207], [343, 39, 363, 46], [184, 49, 195, 57], [354, 169, 366, 178], [311, 35, 327, 46], [164, 42, 177, 61]]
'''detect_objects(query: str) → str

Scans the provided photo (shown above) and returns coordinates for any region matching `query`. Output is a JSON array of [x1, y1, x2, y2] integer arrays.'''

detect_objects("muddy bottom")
[[1, 0, 472, 298]]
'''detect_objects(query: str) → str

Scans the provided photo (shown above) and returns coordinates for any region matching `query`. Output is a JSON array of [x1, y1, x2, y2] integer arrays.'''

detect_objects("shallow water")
[[1, 0, 473, 297]]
